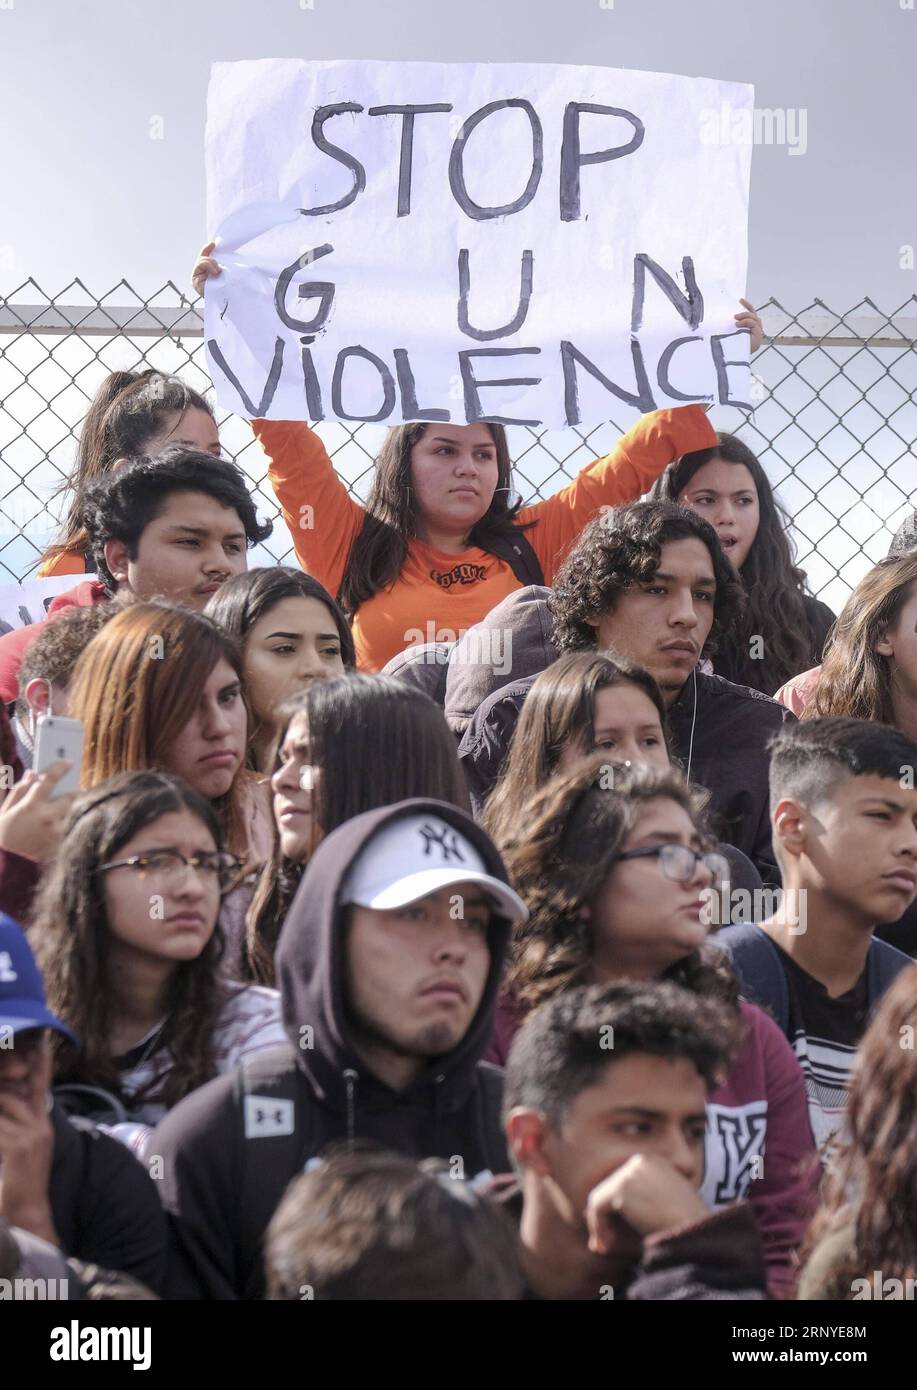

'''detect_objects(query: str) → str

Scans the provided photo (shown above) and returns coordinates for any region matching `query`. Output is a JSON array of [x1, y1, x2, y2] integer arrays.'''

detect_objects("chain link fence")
[[0, 282, 915, 614]]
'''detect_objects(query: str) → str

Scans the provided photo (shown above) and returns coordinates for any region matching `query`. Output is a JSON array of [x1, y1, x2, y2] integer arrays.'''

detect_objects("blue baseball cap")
[[0, 914, 77, 1043]]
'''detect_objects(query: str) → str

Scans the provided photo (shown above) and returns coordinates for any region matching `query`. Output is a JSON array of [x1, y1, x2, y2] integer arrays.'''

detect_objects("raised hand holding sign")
[[203, 59, 754, 428]]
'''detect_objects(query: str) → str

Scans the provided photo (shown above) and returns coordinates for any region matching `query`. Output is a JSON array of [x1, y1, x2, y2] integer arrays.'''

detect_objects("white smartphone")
[[33, 715, 84, 796]]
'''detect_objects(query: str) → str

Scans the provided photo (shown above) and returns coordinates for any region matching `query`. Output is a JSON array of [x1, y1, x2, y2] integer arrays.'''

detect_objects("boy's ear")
[[23, 678, 52, 715], [772, 797, 807, 858], [103, 538, 130, 588], [505, 1108, 553, 1177]]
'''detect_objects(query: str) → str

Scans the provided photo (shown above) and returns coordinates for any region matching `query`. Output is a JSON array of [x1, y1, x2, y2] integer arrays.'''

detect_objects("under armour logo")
[[0, 952, 17, 983], [244, 1095, 295, 1138], [418, 823, 466, 864]]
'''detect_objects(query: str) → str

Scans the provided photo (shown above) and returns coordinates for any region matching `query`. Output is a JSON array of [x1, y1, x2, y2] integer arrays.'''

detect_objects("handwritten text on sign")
[[204, 60, 753, 428]]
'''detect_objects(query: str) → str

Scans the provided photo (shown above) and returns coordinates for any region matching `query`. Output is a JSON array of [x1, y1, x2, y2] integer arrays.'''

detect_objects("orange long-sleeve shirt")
[[253, 406, 717, 671], [38, 407, 717, 670], [37, 550, 87, 578]]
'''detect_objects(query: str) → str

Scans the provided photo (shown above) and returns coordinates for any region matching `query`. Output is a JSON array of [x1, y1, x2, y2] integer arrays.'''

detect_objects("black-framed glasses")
[[615, 844, 727, 884], [99, 849, 243, 893]]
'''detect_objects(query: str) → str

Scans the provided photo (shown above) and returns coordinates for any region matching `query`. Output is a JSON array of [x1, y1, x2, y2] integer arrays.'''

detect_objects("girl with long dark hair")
[[243, 673, 469, 984], [492, 755, 819, 1298], [482, 649, 760, 901], [788, 552, 917, 729], [483, 650, 671, 847], [193, 250, 762, 672], [31, 772, 285, 1156], [653, 433, 834, 694], [39, 370, 221, 577], [205, 566, 355, 770]]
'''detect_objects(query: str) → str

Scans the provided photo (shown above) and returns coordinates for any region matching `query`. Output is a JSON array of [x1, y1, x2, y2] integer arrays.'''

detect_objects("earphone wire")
[[28, 677, 54, 742], [685, 665, 698, 785]]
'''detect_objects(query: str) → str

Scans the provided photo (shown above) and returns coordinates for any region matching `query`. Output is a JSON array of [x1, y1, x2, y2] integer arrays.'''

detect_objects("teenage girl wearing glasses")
[[491, 755, 818, 1300], [30, 772, 286, 1157]]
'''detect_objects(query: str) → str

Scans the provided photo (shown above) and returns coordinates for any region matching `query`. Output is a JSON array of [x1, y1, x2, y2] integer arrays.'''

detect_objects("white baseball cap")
[[340, 814, 528, 924]]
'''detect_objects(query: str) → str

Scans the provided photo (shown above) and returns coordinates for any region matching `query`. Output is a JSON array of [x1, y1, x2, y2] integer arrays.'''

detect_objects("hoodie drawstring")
[[432, 1073, 446, 1151], [343, 1068, 359, 1147]]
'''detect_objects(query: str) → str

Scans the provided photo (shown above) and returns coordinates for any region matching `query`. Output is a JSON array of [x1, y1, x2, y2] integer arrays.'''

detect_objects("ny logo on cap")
[[418, 822, 466, 863], [0, 952, 17, 984]]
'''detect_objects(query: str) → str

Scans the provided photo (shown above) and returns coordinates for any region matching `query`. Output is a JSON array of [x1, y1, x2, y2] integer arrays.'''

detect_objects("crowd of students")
[[0, 251, 915, 1303]]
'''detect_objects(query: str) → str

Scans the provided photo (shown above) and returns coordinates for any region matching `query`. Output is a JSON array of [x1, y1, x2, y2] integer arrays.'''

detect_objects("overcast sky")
[[1, 0, 915, 316]]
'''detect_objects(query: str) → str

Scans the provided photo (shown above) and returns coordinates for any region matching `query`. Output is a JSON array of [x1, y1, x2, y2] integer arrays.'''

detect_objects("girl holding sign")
[[193, 247, 762, 672]]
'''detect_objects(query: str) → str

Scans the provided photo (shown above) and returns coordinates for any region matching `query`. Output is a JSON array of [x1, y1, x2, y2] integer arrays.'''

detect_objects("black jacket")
[[666, 671, 794, 883], [493, 1180, 767, 1300], [49, 1102, 169, 1294], [153, 799, 516, 1300], [623, 1204, 768, 1300], [459, 668, 794, 883]]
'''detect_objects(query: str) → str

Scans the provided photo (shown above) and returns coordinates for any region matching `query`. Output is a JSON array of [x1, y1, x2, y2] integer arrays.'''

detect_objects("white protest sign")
[[205, 59, 753, 429], [0, 574, 96, 637]]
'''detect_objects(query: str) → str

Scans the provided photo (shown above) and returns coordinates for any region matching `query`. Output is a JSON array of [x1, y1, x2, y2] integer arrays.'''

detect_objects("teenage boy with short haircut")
[[716, 717, 916, 1154], [265, 1148, 523, 1300], [153, 798, 528, 1300], [458, 501, 792, 881], [0, 915, 168, 1292], [0, 607, 121, 923], [0, 446, 272, 702], [11, 601, 118, 770], [503, 980, 767, 1300]]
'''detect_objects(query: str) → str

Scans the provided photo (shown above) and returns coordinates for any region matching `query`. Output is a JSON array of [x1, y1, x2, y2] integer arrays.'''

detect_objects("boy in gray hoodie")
[[153, 798, 527, 1299]]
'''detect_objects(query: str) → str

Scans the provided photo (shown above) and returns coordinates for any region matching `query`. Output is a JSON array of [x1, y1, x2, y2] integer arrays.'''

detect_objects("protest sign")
[[0, 574, 97, 637], [205, 59, 753, 428]]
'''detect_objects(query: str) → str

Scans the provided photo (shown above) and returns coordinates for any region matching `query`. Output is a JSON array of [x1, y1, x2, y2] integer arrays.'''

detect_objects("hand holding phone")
[[0, 761, 76, 862], [33, 716, 83, 797]]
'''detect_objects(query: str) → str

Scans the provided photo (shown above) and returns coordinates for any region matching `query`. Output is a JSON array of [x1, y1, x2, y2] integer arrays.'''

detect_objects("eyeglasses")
[[99, 849, 243, 893], [615, 844, 726, 884]]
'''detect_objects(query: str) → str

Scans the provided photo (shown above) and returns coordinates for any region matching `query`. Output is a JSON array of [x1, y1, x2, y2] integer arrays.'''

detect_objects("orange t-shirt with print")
[[253, 405, 717, 671], [39, 406, 719, 671]]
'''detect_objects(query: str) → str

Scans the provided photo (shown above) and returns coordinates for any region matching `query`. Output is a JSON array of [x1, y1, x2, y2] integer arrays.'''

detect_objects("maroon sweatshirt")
[[489, 993, 818, 1299], [0, 848, 41, 924], [0, 580, 108, 704]]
